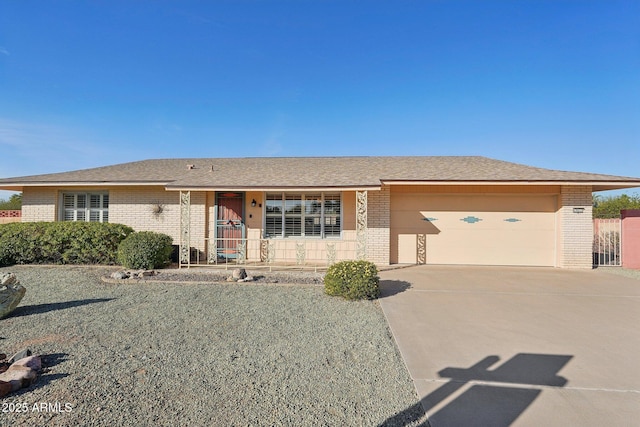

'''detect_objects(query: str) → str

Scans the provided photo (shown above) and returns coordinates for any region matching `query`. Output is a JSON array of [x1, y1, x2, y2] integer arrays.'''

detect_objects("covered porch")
[[176, 189, 371, 270]]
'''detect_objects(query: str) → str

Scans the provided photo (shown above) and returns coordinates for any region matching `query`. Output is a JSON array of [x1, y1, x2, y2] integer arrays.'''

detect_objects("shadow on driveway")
[[379, 353, 572, 427], [379, 280, 412, 298]]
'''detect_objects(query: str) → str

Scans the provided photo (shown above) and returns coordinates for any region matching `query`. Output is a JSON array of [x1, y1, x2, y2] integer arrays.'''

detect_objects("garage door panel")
[[425, 227, 555, 266], [411, 194, 557, 212], [391, 193, 557, 266]]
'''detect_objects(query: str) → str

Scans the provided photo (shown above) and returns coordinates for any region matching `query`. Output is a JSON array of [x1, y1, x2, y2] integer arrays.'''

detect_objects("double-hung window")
[[62, 192, 109, 222], [265, 193, 341, 238]]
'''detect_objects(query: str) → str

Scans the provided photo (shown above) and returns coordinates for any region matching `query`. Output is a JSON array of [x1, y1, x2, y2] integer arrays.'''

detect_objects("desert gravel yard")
[[0, 265, 425, 427]]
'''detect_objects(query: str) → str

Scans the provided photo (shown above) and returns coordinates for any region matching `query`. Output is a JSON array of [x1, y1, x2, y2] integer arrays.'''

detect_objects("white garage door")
[[392, 193, 557, 267]]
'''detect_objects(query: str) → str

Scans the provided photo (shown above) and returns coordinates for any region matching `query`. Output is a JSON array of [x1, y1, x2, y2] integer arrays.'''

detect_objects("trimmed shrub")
[[117, 231, 173, 269], [0, 222, 134, 267], [324, 260, 380, 300]]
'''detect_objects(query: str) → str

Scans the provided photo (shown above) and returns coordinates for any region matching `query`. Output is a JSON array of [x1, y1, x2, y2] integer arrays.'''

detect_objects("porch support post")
[[356, 190, 368, 260], [180, 190, 191, 267]]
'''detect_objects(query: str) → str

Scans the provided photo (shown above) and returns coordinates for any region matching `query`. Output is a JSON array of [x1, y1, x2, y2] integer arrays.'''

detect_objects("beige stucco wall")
[[557, 185, 593, 268]]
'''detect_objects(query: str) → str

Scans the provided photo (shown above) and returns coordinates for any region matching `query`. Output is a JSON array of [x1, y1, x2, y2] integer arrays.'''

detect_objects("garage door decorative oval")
[[461, 216, 482, 224]]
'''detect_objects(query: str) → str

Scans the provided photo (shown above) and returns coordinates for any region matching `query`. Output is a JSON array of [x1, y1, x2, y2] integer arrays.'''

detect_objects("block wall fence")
[[622, 209, 640, 269]]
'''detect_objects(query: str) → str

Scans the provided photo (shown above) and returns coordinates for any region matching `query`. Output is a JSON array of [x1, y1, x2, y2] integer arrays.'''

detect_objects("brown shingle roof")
[[1, 156, 639, 190]]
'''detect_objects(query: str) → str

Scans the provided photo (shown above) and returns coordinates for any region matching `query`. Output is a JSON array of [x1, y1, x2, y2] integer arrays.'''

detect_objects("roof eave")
[[381, 180, 640, 190], [164, 185, 382, 192], [0, 181, 171, 190]]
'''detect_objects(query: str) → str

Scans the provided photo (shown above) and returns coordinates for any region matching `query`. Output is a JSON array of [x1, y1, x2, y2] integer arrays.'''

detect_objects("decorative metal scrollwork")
[[326, 243, 336, 265], [296, 243, 306, 265], [356, 190, 368, 260], [237, 241, 247, 264], [417, 234, 426, 264], [260, 240, 275, 264], [260, 240, 269, 262], [180, 191, 191, 265], [208, 239, 217, 264]]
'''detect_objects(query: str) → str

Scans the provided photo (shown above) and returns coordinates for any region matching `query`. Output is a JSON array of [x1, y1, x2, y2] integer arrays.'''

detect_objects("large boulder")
[[0, 273, 26, 319], [0, 350, 40, 397], [0, 355, 40, 397]]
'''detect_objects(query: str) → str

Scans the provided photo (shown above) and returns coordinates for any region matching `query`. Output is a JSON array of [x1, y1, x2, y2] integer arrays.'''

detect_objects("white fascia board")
[[0, 181, 170, 187], [381, 180, 640, 187], [165, 186, 382, 192]]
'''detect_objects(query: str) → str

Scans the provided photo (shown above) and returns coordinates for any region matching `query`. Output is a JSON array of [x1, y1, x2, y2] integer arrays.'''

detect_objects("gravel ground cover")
[[0, 265, 426, 427], [139, 268, 327, 285], [597, 267, 640, 281]]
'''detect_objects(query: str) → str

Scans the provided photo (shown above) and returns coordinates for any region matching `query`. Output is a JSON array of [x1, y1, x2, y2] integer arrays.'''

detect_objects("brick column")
[[367, 186, 391, 265], [558, 185, 593, 268]]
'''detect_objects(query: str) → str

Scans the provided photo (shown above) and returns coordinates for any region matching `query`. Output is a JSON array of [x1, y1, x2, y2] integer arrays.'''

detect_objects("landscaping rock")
[[12, 355, 42, 371], [1, 273, 18, 286], [110, 270, 158, 280], [0, 365, 37, 392], [111, 271, 130, 280], [0, 380, 11, 397], [8, 348, 32, 363], [0, 351, 41, 397], [0, 273, 26, 319], [135, 270, 156, 278], [232, 268, 247, 280]]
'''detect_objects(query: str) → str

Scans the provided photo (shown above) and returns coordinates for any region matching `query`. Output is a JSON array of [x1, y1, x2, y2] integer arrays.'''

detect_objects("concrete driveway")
[[378, 266, 640, 426]]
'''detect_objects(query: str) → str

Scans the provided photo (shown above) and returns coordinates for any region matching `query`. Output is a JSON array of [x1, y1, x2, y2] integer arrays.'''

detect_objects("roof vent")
[[187, 164, 195, 170], [210, 165, 214, 172]]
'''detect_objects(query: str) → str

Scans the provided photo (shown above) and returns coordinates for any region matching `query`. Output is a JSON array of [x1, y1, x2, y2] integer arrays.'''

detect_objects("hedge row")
[[0, 222, 134, 266]]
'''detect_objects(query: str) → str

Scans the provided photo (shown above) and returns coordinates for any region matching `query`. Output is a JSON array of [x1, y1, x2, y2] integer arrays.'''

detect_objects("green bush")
[[117, 231, 173, 269], [324, 260, 380, 300], [0, 222, 134, 267]]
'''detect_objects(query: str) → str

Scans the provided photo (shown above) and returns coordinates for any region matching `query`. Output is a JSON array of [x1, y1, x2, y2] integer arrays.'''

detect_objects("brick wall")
[[110, 188, 208, 256], [366, 186, 391, 265], [22, 187, 57, 221], [558, 185, 593, 268], [110, 187, 180, 242]]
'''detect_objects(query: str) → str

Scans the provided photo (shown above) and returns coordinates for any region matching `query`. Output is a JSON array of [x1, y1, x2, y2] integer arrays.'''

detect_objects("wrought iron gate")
[[593, 218, 621, 267]]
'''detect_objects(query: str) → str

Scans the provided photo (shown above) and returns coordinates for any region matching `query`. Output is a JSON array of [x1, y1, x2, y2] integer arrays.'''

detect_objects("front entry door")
[[216, 193, 245, 259]]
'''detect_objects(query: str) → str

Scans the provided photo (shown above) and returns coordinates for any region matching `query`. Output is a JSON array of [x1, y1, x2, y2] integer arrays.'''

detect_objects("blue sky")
[[1, 0, 639, 199]]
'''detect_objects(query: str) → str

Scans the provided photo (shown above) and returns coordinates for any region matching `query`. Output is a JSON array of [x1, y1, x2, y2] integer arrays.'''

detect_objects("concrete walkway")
[[378, 265, 640, 426]]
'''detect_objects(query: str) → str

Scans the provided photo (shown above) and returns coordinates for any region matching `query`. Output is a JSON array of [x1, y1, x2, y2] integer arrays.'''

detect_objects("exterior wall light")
[[251, 199, 257, 207]]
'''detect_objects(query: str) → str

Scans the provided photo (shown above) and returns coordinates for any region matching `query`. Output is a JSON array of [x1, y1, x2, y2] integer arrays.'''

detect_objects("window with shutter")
[[264, 192, 341, 238], [61, 192, 109, 223], [324, 194, 341, 237]]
